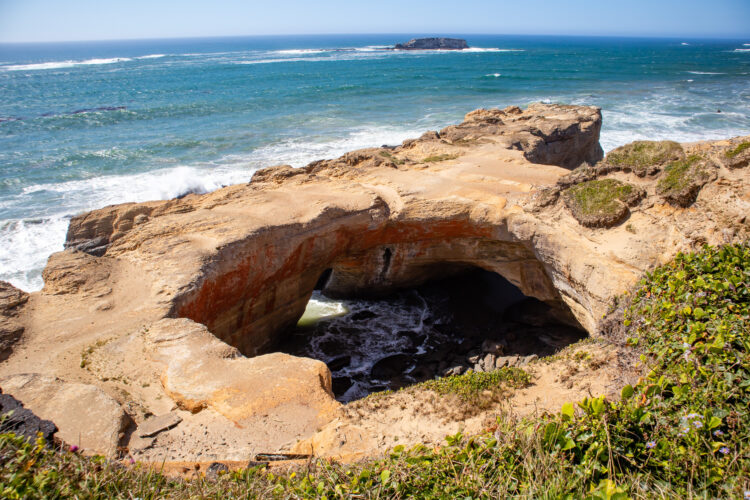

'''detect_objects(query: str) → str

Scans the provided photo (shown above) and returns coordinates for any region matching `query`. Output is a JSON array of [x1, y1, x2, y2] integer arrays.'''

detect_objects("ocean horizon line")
[[2, 32, 749, 46]]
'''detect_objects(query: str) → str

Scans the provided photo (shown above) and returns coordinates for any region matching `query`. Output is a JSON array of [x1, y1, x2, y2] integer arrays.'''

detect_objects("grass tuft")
[[725, 141, 750, 159], [420, 366, 531, 403], [422, 153, 458, 163], [378, 150, 405, 165]]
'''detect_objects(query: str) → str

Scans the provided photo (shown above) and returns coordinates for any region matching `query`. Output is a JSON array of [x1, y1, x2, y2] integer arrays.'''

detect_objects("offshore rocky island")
[[1, 103, 749, 496]]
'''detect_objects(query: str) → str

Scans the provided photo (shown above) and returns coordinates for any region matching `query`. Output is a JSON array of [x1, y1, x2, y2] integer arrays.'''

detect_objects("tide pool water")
[[1, 34, 749, 291]]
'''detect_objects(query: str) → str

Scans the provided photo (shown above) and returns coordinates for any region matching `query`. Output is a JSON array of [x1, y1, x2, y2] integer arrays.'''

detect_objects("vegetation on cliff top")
[[2, 244, 749, 498], [562, 178, 642, 227], [656, 154, 714, 207], [421, 153, 459, 163], [725, 141, 750, 159], [605, 140, 684, 176]]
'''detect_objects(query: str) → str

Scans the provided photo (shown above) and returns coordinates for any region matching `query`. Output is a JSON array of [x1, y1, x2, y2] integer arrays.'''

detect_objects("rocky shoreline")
[[0, 103, 748, 465]]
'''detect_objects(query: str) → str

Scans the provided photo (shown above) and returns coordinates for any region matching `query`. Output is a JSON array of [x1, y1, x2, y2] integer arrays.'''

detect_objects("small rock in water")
[[350, 310, 377, 321], [332, 376, 353, 396], [481, 339, 505, 355], [371, 354, 412, 379], [327, 355, 351, 371]]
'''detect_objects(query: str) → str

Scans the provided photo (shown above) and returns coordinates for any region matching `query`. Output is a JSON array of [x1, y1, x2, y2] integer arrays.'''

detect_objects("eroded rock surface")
[[0, 103, 747, 464], [0, 281, 28, 361], [0, 374, 130, 457]]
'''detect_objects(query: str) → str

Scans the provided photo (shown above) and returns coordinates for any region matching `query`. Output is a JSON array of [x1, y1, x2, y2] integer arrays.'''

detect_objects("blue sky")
[[1, 0, 749, 43]]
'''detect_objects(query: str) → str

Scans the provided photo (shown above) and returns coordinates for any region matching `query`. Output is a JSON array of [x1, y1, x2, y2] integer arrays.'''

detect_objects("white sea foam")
[[1, 57, 132, 71], [0, 123, 425, 292], [686, 71, 725, 75], [486, 73, 502, 77], [274, 49, 329, 55], [1, 164, 254, 292], [681, 42, 690, 46], [463, 47, 522, 53], [735, 48, 750, 52], [235, 58, 306, 65], [135, 54, 166, 59]]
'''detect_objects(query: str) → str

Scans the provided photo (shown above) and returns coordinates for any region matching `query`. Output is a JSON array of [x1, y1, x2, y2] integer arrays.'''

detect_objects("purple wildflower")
[[719, 447, 730, 455], [693, 421, 703, 429], [70, 445, 79, 452], [646, 441, 656, 449], [713, 429, 724, 437]]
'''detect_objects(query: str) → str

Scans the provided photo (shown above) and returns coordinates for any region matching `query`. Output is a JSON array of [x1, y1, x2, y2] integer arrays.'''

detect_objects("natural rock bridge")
[[2, 103, 747, 462]]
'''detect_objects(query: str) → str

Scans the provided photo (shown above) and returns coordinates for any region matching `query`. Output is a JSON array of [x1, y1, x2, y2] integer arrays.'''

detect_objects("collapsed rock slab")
[[143, 318, 340, 431], [0, 392, 56, 442], [138, 411, 182, 438], [0, 374, 131, 457]]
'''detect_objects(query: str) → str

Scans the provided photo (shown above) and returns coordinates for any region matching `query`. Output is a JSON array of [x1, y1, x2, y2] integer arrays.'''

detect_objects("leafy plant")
[[2, 245, 749, 498]]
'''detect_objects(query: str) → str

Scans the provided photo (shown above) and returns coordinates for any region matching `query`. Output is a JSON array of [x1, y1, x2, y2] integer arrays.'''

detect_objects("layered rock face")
[[1, 103, 747, 461], [394, 38, 469, 50]]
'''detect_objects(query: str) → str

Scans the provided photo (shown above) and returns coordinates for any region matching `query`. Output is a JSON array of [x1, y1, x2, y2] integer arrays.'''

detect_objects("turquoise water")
[[1, 35, 749, 290]]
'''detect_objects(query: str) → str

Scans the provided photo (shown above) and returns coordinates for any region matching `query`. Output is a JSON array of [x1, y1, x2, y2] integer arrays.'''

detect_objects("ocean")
[[1, 34, 749, 292]]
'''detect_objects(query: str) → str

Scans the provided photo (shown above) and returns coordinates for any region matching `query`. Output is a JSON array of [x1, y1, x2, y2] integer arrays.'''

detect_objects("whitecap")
[[735, 48, 750, 52], [274, 49, 329, 55], [485, 73, 502, 77], [135, 54, 166, 59], [463, 48, 523, 53], [681, 42, 690, 46], [686, 71, 725, 75], [1, 57, 132, 71]]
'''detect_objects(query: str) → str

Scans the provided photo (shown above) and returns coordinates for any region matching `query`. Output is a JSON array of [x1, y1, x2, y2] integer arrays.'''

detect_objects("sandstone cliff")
[[0, 103, 747, 463]]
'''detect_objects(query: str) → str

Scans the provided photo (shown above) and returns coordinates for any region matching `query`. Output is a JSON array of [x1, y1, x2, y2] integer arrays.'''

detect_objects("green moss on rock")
[[562, 178, 644, 228], [722, 140, 750, 170], [605, 140, 684, 176], [725, 141, 750, 158], [422, 153, 458, 163], [656, 154, 715, 207]]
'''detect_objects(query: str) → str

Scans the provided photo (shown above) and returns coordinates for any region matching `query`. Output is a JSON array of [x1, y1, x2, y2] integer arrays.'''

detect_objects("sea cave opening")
[[278, 267, 587, 402]]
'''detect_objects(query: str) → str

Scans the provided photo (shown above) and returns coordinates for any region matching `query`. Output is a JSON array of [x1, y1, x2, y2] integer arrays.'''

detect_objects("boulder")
[[143, 318, 340, 430], [371, 354, 412, 380], [0, 374, 130, 457], [0, 392, 56, 442]]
